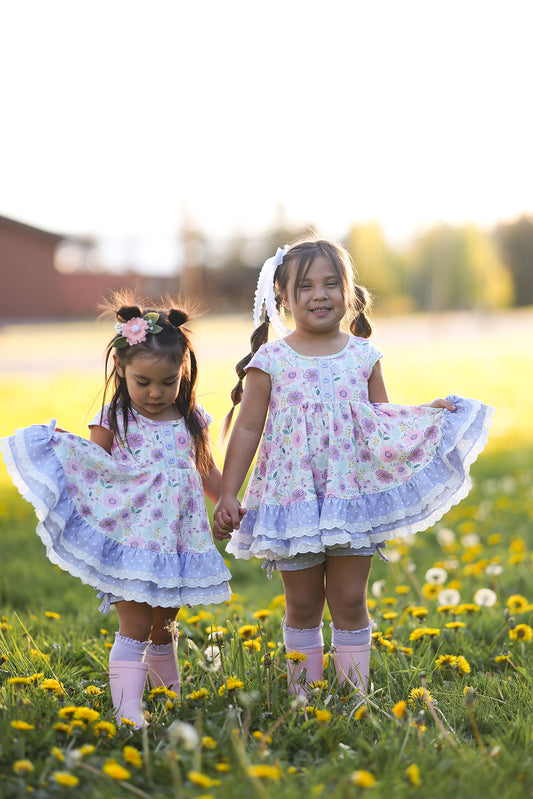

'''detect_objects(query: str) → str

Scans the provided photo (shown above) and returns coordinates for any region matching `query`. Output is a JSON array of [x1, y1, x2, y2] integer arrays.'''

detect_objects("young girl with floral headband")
[[1, 294, 231, 729], [214, 239, 493, 699]]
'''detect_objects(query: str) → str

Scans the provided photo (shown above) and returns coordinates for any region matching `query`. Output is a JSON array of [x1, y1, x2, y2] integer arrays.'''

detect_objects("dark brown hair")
[[220, 239, 372, 438], [99, 292, 211, 476]]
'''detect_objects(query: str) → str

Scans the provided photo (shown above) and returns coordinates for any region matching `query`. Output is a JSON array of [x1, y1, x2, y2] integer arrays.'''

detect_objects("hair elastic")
[[252, 246, 291, 336]]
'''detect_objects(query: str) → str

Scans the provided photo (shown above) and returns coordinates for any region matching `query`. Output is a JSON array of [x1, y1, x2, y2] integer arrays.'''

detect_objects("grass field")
[[0, 310, 532, 797]]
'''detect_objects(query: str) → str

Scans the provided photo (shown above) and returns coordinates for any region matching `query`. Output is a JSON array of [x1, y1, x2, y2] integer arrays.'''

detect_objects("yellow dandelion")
[[406, 763, 422, 786], [381, 596, 397, 605], [13, 759, 34, 776], [315, 709, 331, 724], [351, 770, 376, 787], [8, 677, 33, 687], [456, 655, 471, 674], [53, 772, 79, 787], [186, 688, 210, 701], [382, 611, 398, 620], [435, 654, 457, 669], [218, 676, 244, 696], [445, 621, 466, 630], [123, 746, 142, 768], [202, 736, 217, 749], [51, 747, 64, 761], [103, 759, 131, 780], [509, 623, 533, 642], [58, 707, 78, 719], [205, 624, 227, 635], [79, 744, 95, 756], [238, 624, 258, 639], [243, 639, 261, 651], [45, 611, 61, 619], [409, 627, 440, 641], [437, 604, 455, 614], [40, 678, 65, 695], [216, 762, 231, 772], [246, 764, 282, 780], [410, 606, 429, 618], [149, 686, 178, 700], [286, 651, 307, 662], [53, 722, 72, 734], [355, 705, 368, 720], [73, 707, 100, 723], [399, 646, 414, 655], [395, 585, 410, 595], [454, 603, 479, 615], [253, 609, 271, 620], [11, 720, 35, 731], [421, 583, 439, 600], [409, 687, 433, 706], [84, 685, 103, 696], [392, 700, 407, 719], [507, 594, 529, 613], [188, 771, 221, 788], [495, 654, 510, 664], [93, 721, 116, 739]]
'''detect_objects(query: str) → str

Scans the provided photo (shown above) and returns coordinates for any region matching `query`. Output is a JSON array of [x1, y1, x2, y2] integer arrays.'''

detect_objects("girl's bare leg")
[[281, 564, 326, 628], [325, 555, 373, 631]]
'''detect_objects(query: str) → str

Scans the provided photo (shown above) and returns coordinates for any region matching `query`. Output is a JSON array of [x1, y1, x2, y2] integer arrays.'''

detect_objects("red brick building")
[[0, 216, 179, 320]]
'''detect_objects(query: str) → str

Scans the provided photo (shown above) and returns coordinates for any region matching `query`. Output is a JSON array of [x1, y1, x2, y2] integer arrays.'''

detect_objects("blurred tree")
[[495, 215, 533, 306], [347, 223, 413, 313], [406, 224, 513, 311]]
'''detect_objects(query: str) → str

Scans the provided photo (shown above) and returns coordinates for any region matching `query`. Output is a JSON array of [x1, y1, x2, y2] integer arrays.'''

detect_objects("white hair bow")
[[252, 246, 291, 336]]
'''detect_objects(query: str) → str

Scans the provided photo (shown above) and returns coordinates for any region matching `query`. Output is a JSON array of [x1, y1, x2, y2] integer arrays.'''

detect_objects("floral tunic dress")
[[226, 337, 494, 561], [1, 405, 231, 607]]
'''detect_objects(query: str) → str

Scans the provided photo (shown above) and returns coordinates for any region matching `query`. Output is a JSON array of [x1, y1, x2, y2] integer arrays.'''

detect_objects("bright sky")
[[1, 0, 532, 272]]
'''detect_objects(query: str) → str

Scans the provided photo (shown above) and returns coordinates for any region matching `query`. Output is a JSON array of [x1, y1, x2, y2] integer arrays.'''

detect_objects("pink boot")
[[144, 647, 180, 696], [332, 643, 370, 696], [287, 646, 324, 697], [109, 661, 149, 729]]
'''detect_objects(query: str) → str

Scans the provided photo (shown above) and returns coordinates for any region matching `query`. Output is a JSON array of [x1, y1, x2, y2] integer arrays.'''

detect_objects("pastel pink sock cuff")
[[331, 621, 373, 648], [146, 642, 175, 657], [109, 632, 150, 662], [283, 622, 324, 650]]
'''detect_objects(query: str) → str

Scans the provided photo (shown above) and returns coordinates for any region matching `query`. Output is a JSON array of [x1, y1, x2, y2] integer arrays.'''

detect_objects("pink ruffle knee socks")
[[283, 622, 324, 697], [331, 622, 373, 696]]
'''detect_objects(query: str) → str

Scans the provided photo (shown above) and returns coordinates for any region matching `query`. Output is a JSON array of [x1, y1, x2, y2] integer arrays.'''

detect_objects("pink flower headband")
[[113, 313, 163, 348]]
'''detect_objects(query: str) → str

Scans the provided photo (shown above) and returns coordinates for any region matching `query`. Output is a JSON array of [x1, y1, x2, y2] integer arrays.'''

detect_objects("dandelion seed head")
[[437, 527, 456, 547], [438, 588, 461, 606], [474, 588, 497, 607], [425, 567, 447, 584], [168, 721, 200, 750]]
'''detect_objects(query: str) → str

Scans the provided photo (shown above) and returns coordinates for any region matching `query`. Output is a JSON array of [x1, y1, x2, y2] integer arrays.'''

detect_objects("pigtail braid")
[[219, 319, 270, 442], [349, 284, 373, 339]]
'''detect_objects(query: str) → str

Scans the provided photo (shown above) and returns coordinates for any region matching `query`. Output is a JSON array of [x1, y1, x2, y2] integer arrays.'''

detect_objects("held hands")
[[213, 496, 246, 541], [423, 398, 457, 411]]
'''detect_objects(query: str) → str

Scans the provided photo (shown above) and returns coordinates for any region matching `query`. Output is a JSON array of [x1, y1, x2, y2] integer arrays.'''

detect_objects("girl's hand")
[[424, 398, 457, 411], [213, 497, 245, 540]]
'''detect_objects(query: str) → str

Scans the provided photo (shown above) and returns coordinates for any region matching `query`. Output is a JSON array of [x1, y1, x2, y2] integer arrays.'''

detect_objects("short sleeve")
[[245, 343, 272, 376], [88, 405, 111, 430], [366, 341, 383, 368], [195, 405, 213, 428]]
